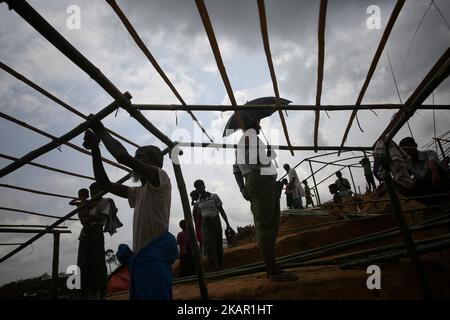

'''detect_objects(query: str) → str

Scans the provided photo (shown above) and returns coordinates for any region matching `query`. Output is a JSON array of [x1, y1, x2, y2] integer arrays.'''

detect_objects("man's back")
[[128, 167, 171, 253]]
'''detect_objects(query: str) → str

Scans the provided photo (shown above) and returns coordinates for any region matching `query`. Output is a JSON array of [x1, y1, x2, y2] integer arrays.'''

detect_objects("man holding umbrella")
[[228, 97, 298, 282]]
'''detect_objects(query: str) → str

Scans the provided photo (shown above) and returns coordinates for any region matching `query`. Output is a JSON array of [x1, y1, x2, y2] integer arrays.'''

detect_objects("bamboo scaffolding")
[[194, 0, 245, 131], [135, 103, 450, 111], [339, 0, 406, 154], [0, 206, 79, 221], [104, 0, 214, 144], [0, 153, 95, 181], [314, 0, 328, 150], [257, 0, 294, 155], [0, 61, 139, 148], [0, 183, 76, 200], [1, 0, 209, 298], [0, 108, 131, 178]]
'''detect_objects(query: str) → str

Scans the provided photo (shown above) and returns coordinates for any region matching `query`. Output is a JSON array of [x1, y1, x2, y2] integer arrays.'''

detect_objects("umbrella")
[[222, 97, 291, 137]]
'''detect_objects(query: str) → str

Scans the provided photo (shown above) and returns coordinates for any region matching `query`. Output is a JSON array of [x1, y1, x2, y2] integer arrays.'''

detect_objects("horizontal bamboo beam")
[[0, 183, 75, 200], [134, 103, 450, 111], [0, 206, 79, 221], [0, 153, 95, 181], [0, 228, 71, 234], [0, 60, 139, 148], [177, 142, 372, 151], [339, 0, 406, 152], [0, 103, 131, 179], [105, 0, 214, 144], [0, 224, 68, 229]]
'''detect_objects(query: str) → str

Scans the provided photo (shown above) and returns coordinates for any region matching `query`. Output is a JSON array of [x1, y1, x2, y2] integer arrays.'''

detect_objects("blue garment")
[[116, 232, 178, 300]]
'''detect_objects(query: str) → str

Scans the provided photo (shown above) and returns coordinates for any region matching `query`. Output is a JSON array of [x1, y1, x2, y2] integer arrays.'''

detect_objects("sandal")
[[269, 271, 298, 282]]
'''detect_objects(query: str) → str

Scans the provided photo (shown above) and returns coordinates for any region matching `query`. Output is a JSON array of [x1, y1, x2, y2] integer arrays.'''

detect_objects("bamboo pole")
[[0, 153, 95, 181], [382, 146, 431, 299], [51, 232, 60, 299], [104, 0, 215, 144], [172, 150, 209, 300], [314, 0, 328, 150], [0, 224, 68, 229], [0, 228, 71, 234], [0, 60, 139, 148], [0, 100, 132, 178], [0, 206, 79, 221], [194, 0, 246, 131], [256, 0, 294, 155], [135, 103, 450, 111], [340, 0, 406, 153], [0, 183, 76, 200], [308, 160, 321, 205], [177, 142, 372, 151]]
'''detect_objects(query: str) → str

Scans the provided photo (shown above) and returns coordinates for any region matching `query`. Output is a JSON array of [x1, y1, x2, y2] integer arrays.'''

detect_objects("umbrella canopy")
[[222, 97, 291, 137]]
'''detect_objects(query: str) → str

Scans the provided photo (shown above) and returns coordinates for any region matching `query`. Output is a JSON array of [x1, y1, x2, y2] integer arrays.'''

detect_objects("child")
[[177, 220, 195, 277], [69, 188, 89, 207], [282, 178, 294, 209], [302, 180, 315, 208]]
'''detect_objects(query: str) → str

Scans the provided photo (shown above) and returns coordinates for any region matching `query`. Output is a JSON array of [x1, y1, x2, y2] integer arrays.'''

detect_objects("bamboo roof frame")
[[0, 0, 448, 300], [135, 103, 450, 111]]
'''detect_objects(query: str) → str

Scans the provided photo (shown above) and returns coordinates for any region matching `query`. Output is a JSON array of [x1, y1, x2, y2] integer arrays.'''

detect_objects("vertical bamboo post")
[[382, 144, 431, 299], [51, 231, 60, 300], [171, 149, 209, 300], [348, 166, 357, 194], [308, 160, 321, 205]]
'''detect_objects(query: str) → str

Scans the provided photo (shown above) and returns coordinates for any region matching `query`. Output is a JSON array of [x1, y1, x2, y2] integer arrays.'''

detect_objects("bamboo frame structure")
[[0, 0, 449, 300], [0, 61, 139, 148], [135, 103, 450, 111], [104, 0, 214, 144]]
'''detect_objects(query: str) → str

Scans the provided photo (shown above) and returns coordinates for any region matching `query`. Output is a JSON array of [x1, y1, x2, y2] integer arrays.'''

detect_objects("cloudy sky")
[[0, 0, 449, 286]]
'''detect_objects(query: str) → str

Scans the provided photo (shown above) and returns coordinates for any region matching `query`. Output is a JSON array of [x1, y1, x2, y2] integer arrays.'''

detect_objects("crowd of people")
[[71, 115, 449, 300]]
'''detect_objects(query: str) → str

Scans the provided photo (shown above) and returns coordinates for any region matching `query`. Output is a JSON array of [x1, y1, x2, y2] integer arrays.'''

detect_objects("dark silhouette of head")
[[302, 180, 308, 185], [135, 145, 163, 168], [179, 220, 186, 230], [78, 188, 89, 200], [283, 164, 290, 172], [336, 171, 343, 179], [89, 182, 101, 199], [194, 179, 206, 195], [399, 137, 418, 159], [282, 178, 288, 185]]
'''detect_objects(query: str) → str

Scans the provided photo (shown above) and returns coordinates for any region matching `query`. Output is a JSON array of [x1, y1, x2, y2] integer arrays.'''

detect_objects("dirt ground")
[[108, 196, 450, 300]]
